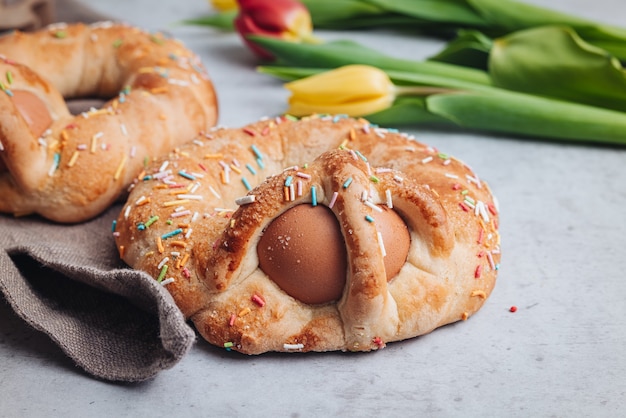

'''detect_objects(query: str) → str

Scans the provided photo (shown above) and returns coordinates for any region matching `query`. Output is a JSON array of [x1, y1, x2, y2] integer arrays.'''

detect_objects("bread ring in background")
[[0, 22, 218, 222], [114, 116, 501, 354]]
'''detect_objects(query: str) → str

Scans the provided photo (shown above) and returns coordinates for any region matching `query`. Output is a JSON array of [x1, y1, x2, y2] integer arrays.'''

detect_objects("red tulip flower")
[[234, 0, 316, 60]]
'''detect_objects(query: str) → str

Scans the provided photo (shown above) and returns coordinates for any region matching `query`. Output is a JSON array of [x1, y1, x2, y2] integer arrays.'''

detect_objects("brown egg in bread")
[[114, 116, 501, 354]]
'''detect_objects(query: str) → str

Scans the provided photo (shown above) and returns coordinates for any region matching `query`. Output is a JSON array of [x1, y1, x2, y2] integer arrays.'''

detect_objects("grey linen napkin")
[[0, 0, 196, 382], [0, 206, 196, 382]]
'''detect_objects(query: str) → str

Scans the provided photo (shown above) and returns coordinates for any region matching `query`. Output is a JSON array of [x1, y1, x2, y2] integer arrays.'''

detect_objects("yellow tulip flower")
[[285, 65, 396, 117]]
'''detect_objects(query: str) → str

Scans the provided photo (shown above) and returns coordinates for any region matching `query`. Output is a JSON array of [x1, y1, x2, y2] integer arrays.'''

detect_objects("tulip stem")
[[394, 86, 456, 97]]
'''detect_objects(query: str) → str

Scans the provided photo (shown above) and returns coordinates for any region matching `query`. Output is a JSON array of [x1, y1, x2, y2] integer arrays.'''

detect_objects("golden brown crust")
[[0, 22, 218, 222], [114, 116, 501, 354]]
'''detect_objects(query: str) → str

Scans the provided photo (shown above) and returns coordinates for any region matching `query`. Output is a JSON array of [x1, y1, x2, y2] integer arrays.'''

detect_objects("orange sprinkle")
[[163, 199, 190, 207], [180, 253, 190, 267], [114, 154, 127, 180], [471, 290, 487, 299], [349, 128, 356, 140], [61, 130, 69, 142], [170, 241, 187, 248], [158, 113, 167, 119], [137, 170, 146, 181], [137, 197, 151, 206], [283, 186, 290, 201], [156, 236, 164, 253], [119, 245, 125, 258], [461, 312, 469, 321], [67, 151, 79, 167], [238, 307, 251, 317], [204, 153, 223, 159]]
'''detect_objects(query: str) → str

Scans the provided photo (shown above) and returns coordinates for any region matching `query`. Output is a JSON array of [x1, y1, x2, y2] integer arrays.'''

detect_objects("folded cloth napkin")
[[0, 205, 196, 382], [0, 0, 196, 382]]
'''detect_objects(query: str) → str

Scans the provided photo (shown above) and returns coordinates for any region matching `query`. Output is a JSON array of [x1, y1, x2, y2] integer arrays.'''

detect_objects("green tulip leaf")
[[428, 29, 493, 70], [364, 0, 487, 26], [366, 96, 448, 126], [490, 26, 626, 112], [425, 90, 626, 144], [179, 10, 237, 30], [248, 36, 491, 85]]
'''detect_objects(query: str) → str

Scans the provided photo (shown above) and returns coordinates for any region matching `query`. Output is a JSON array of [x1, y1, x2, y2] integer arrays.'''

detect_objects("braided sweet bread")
[[114, 116, 501, 354], [0, 22, 218, 222]]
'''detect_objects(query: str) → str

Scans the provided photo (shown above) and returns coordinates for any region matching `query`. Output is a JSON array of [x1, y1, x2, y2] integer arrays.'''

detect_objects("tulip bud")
[[284, 65, 396, 117], [209, 0, 238, 11], [234, 0, 315, 60]]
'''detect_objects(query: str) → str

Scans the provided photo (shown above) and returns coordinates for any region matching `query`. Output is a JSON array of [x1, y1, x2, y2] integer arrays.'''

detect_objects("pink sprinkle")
[[459, 202, 470, 212], [171, 210, 191, 218], [229, 314, 236, 326], [251, 294, 265, 307], [198, 162, 208, 172], [328, 191, 339, 209], [243, 127, 256, 136], [182, 267, 191, 278]]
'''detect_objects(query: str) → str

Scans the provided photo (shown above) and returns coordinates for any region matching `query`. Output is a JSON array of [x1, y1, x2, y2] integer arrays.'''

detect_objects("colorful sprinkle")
[[161, 228, 183, 240], [311, 186, 317, 206], [251, 294, 266, 307], [235, 195, 256, 205], [509, 306, 518, 313], [328, 191, 339, 209], [157, 264, 168, 282], [342, 177, 353, 189]]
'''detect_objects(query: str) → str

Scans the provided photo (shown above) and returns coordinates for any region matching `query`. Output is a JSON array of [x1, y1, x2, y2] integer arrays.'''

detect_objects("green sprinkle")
[[284, 114, 298, 121], [54, 31, 67, 39], [342, 177, 353, 189], [461, 190, 469, 195], [166, 220, 173, 225], [150, 35, 165, 45], [311, 186, 317, 206], [112, 38, 124, 48], [157, 265, 168, 282], [143, 156, 150, 168], [369, 175, 380, 183], [223, 341, 234, 348], [6, 71, 13, 85], [438, 153, 449, 159], [145, 215, 159, 227]]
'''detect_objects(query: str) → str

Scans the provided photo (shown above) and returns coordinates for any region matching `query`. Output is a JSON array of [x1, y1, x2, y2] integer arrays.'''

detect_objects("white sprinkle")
[[385, 189, 393, 208], [121, 123, 128, 136], [443, 159, 452, 166], [466, 174, 482, 188], [329, 191, 339, 209], [421, 156, 433, 164], [361, 190, 368, 202], [168, 78, 190, 87], [184, 228, 193, 239], [289, 183, 295, 201], [161, 278, 175, 286], [235, 195, 256, 205], [393, 175, 404, 183], [93, 131, 104, 139], [364, 200, 383, 213], [209, 186, 221, 199], [124, 205, 132, 219], [189, 182, 200, 193], [135, 195, 147, 205], [477, 201, 490, 222], [193, 139, 204, 146], [190, 172, 205, 179], [158, 161, 169, 172], [157, 257, 169, 269], [377, 231, 386, 257], [283, 343, 304, 351], [176, 194, 203, 200], [214, 208, 234, 213], [171, 210, 191, 218], [38, 138, 48, 147], [191, 212, 199, 222], [129, 145, 136, 158], [0, 140, 3, 151], [445, 173, 459, 179]]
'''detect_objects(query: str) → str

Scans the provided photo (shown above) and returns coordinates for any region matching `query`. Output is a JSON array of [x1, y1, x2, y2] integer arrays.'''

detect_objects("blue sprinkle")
[[178, 171, 196, 181], [365, 215, 374, 223], [111, 220, 117, 232], [246, 163, 257, 175], [251, 144, 263, 160], [284, 175, 293, 187], [256, 157, 265, 169], [311, 186, 317, 206], [161, 228, 183, 240], [242, 177, 252, 191], [342, 177, 353, 189]]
